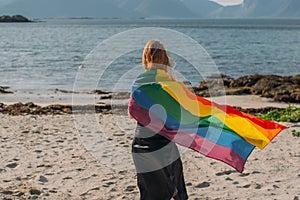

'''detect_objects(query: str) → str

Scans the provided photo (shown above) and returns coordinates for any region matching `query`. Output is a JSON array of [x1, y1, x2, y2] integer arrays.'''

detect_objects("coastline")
[[1, 94, 299, 116], [1, 73, 300, 199], [1, 73, 299, 111]]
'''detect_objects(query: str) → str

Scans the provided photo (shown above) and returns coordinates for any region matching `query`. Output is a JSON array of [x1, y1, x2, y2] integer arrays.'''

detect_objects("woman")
[[129, 40, 188, 200]]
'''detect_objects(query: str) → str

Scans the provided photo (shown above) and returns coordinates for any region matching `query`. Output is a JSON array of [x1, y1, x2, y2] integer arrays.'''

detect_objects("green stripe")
[[139, 82, 233, 132], [135, 69, 159, 83]]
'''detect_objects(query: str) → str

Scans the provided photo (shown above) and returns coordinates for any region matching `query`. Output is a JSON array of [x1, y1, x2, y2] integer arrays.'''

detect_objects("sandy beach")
[[1, 4, 300, 199], [0, 94, 299, 200]]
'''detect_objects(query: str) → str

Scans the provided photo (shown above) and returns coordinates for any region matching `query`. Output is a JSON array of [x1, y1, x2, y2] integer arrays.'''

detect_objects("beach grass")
[[257, 106, 300, 137], [292, 129, 300, 137], [257, 106, 300, 123]]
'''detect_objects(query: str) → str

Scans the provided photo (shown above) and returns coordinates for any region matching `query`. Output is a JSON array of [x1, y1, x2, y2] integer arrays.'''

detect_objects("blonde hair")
[[142, 40, 173, 71]]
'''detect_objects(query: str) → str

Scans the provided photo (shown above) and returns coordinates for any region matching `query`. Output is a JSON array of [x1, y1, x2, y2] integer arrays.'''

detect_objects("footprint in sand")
[[6, 162, 18, 169], [125, 185, 136, 192], [251, 171, 262, 174], [225, 177, 233, 181], [254, 183, 262, 189], [215, 170, 237, 176], [29, 188, 42, 195], [239, 173, 250, 177], [195, 182, 210, 188], [39, 175, 48, 183]]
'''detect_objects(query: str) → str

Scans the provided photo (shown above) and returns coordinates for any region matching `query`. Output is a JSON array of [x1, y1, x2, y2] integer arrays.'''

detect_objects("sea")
[[1, 18, 300, 95]]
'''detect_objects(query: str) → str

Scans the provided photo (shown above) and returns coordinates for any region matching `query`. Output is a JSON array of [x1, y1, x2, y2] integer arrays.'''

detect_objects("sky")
[[0, 0, 13, 6], [211, 0, 244, 6], [0, 0, 244, 7]]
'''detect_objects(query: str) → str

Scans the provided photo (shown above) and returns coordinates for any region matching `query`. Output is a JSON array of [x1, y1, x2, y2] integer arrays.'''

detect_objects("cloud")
[[211, 0, 244, 6]]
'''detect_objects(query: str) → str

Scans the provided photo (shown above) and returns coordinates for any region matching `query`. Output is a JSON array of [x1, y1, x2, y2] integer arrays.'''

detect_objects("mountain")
[[182, 0, 222, 17], [0, 0, 195, 18], [0, 0, 299, 19], [278, 0, 300, 18], [111, 0, 141, 12], [211, 4, 242, 18], [136, 0, 194, 18], [0, 0, 134, 18], [214, 0, 300, 18], [240, 0, 290, 18]]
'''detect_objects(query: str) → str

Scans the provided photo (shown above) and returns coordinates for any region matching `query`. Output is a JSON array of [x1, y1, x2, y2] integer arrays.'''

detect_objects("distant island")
[[0, 15, 31, 22]]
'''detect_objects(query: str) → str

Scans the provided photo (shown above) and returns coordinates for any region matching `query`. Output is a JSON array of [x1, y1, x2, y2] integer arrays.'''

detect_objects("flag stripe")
[[129, 98, 255, 161], [131, 89, 254, 159], [164, 81, 285, 144], [132, 69, 287, 149], [129, 69, 288, 172], [129, 98, 253, 173]]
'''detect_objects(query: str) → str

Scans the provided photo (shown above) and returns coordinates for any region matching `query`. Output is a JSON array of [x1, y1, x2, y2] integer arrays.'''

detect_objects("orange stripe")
[[153, 69, 287, 149]]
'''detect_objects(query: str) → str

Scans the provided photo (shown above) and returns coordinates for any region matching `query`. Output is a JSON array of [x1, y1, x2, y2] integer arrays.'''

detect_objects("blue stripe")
[[132, 85, 255, 160], [182, 126, 255, 160]]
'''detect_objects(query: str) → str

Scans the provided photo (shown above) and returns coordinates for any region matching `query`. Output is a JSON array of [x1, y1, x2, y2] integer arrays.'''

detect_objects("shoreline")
[[1, 73, 299, 107], [1, 94, 299, 116]]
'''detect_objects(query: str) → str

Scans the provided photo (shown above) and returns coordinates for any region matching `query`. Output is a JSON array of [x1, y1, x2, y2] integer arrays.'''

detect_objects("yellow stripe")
[[153, 70, 271, 149]]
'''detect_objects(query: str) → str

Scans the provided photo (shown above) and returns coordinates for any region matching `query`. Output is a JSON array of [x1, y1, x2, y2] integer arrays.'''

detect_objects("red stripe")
[[178, 82, 288, 131]]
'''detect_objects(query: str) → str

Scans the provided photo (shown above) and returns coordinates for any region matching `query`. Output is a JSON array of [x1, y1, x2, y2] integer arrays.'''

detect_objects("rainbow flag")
[[128, 69, 288, 172]]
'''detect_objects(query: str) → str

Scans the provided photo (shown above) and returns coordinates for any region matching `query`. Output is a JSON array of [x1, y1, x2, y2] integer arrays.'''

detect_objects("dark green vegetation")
[[257, 106, 300, 137], [291, 129, 300, 137], [257, 106, 300, 123]]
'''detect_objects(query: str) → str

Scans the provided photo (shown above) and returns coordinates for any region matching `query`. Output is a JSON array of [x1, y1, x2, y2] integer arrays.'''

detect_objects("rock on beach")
[[193, 74, 300, 103]]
